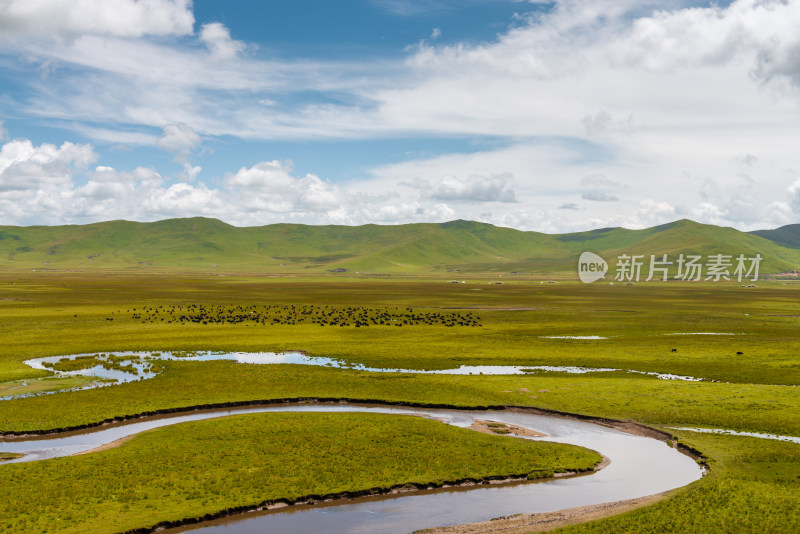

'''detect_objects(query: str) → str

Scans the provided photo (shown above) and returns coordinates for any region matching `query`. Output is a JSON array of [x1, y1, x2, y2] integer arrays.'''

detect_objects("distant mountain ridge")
[[0, 217, 799, 274], [749, 224, 800, 250]]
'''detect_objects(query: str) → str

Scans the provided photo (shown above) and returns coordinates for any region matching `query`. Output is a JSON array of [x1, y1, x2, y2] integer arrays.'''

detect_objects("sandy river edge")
[[414, 492, 670, 534]]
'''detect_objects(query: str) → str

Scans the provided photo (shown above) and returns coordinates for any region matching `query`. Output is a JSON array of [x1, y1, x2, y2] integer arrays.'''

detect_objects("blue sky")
[[0, 0, 799, 231]]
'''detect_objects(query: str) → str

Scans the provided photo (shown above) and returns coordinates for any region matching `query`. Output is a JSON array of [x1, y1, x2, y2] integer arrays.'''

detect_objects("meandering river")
[[1, 402, 704, 534]]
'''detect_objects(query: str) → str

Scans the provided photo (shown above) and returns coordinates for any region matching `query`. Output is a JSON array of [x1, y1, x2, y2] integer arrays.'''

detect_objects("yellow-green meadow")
[[1, 271, 799, 532]]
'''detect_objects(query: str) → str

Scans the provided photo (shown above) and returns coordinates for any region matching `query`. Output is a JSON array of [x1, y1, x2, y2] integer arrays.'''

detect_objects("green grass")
[[1, 275, 799, 438], [2, 217, 800, 273], [2, 362, 800, 437], [0, 375, 95, 398], [0, 412, 600, 534], [0, 272, 799, 532], [556, 432, 800, 533], [2, 275, 800, 384]]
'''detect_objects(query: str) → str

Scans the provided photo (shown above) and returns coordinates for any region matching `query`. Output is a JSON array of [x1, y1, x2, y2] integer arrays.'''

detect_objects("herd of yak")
[[116, 304, 482, 328]]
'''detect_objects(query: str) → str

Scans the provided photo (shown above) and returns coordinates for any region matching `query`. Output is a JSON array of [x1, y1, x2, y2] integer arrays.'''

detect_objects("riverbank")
[[415, 492, 669, 534], [123, 471, 602, 534], [0, 410, 607, 534]]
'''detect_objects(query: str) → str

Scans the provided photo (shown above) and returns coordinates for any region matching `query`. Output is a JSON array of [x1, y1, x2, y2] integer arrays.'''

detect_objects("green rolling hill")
[[0, 217, 799, 276], [749, 224, 800, 249]]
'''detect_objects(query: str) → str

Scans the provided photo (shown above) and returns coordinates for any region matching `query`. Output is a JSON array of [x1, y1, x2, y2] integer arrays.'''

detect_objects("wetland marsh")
[[1, 273, 799, 532]]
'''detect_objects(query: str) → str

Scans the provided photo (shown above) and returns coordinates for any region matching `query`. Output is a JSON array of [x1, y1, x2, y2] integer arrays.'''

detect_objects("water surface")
[[9, 351, 709, 402], [1, 403, 703, 534]]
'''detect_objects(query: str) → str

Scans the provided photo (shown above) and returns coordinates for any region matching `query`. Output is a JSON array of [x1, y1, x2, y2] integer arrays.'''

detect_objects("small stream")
[[670, 427, 800, 444], [5, 350, 709, 402], [1, 402, 704, 534]]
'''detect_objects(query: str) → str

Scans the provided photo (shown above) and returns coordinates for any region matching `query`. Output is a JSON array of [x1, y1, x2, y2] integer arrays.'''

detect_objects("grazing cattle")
[[736, 351, 743, 355], [670, 348, 677, 353], [123, 303, 480, 329]]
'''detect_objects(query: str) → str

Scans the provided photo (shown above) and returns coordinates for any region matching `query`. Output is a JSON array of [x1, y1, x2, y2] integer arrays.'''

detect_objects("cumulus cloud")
[[148, 182, 222, 217], [176, 163, 202, 182], [579, 173, 625, 203], [0, 138, 500, 228], [3, 2, 800, 232], [0, 0, 194, 41], [688, 201, 725, 225], [788, 178, 800, 214], [582, 191, 619, 202], [200, 22, 246, 60], [406, 173, 517, 203], [0, 139, 95, 192], [8, 0, 800, 147], [614, 0, 800, 87], [157, 123, 201, 162], [581, 110, 613, 135], [636, 198, 677, 225], [225, 160, 344, 213], [370, 202, 455, 224], [581, 110, 642, 136], [697, 175, 776, 225], [1, 136, 797, 233], [663, 172, 800, 230]]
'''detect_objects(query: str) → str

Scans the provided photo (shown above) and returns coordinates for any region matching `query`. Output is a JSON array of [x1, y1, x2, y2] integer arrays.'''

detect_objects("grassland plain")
[[0, 412, 601, 534], [1, 272, 799, 532], [558, 432, 800, 533]]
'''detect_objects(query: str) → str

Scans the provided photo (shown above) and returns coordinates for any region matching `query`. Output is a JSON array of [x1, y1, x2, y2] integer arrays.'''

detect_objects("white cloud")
[[692, 174, 792, 227], [9, 0, 800, 147], [738, 153, 759, 167], [0, 135, 797, 233], [582, 110, 642, 136], [72, 126, 159, 147], [0, 138, 95, 192], [763, 200, 793, 229], [1, 0, 799, 147], [689, 201, 725, 226], [580, 174, 624, 189], [225, 161, 344, 213], [147, 182, 222, 218], [580, 173, 625, 203], [371, 202, 424, 223], [636, 198, 676, 225], [405, 173, 517, 203], [788, 178, 800, 215], [371, 0, 450, 16], [582, 191, 619, 202], [157, 123, 201, 161], [614, 0, 800, 87], [3, 2, 800, 232], [0, 0, 194, 41], [176, 163, 202, 182], [582, 110, 613, 135], [200, 22, 246, 61]]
